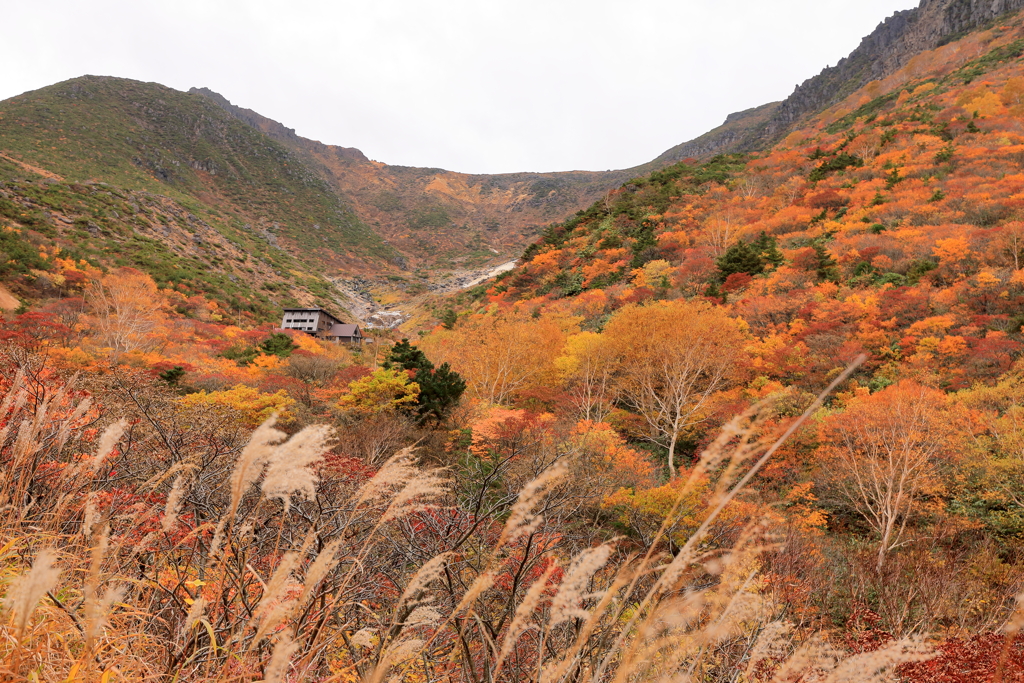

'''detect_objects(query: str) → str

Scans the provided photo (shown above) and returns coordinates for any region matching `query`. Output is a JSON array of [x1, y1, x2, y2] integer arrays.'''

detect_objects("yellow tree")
[[338, 368, 419, 416], [85, 268, 168, 355], [177, 384, 296, 427], [421, 310, 574, 405], [956, 364, 1024, 512], [604, 300, 747, 479], [556, 331, 617, 422], [822, 381, 961, 571]]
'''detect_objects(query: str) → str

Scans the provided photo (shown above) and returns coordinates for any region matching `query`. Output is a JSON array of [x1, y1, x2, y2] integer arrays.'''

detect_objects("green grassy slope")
[[0, 76, 396, 272], [0, 153, 352, 322]]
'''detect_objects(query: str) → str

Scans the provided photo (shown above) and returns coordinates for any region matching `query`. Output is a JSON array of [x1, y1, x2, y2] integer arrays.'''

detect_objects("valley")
[[4, 0, 1024, 680]]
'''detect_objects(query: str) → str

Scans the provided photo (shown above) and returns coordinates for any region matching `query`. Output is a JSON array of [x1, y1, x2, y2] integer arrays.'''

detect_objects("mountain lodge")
[[282, 308, 364, 344]]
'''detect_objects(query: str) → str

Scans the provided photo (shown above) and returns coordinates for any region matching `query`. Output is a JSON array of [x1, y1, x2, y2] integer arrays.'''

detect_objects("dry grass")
[[0, 353, 1016, 681]]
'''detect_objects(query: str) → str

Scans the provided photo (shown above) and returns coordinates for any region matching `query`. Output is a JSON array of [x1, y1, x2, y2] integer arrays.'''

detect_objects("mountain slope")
[[487, 13, 1024, 388], [0, 76, 394, 269], [191, 87, 628, 272], [0, 76, 404, 319], [658, 0, 1024, 161]]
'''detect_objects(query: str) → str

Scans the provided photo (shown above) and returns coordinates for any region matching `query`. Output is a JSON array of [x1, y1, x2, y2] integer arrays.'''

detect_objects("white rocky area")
[[428, 260, 518, 294], [328, 259, 518, 330]]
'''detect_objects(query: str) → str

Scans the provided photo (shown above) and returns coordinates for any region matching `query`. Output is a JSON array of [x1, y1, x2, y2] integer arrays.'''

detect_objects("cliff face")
[[659, 0, 1024, 160], [643, 102, 782, 167], [749, 0, 1024, 147]]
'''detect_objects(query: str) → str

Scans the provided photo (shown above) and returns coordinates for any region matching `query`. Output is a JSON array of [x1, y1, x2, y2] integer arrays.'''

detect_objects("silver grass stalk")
[[251, 551, 300, 642], [84, 584, 126, 646], [82, 491, 100, 538], [208, 517, 229, 561], [253, 599, 298, 645], [228, 415, 286, 521], [0, 368, 25, 417], [262, 424, 333, 512], [183, 597, 207, 636], [380, 470, 449, 523], [55, 396, 92, 454], [299, 538, 344, 608], [354, 447, 420, 507], [742, 620, 793, 681], [260, 423, 331, 509], [350, 628, 376, 648], [495, 563, 558, 673], [263, 628, 299, 683], [821, 638, 933, 683], [162, 474, 187, 533], [3, 548, 60, 639], [1004, 591, 1024, 634], [91, 418, 127, 474], [769, 635, 841, 682], [404, 606, 443, 626], [369, 637, 425, 683], [451, 570, 496, 618], [548, 545, 612, 627], [12, 418, 39, 464], [498, 460, 567, 548], [392, 552, 450, 621]]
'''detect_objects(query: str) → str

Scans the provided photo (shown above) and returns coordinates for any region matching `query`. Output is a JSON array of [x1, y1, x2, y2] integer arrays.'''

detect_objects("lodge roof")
[[327, 323, 362, 338], [283, 307, 342, 320]]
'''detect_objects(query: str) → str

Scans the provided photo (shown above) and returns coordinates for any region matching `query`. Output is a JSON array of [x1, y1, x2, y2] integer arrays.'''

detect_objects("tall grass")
[[0, 353, 1017, 681]]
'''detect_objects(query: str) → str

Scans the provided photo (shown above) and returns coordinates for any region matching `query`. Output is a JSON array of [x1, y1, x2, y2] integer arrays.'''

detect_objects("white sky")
[[5, 0, 920, 174]]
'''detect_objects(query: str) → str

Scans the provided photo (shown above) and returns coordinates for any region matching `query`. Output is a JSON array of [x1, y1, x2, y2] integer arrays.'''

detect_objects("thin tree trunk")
[[668, 422, 680, 480]]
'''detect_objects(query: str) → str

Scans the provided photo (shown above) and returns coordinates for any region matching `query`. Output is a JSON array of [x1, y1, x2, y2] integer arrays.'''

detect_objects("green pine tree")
[[716, 241, 764, 280], [813, 242, 839, 283], [440, 308, 458, 330], [259, 332, 297, 358], [752, 231, 784, 269], [384, 339, 466, 424], [158, 366, 186, 386], [416, 362, 467, 424]]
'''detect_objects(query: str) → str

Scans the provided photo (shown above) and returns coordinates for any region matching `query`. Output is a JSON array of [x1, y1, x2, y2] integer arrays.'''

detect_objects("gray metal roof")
[[283, 307, 342, 320], [327, 323, 362, 337]]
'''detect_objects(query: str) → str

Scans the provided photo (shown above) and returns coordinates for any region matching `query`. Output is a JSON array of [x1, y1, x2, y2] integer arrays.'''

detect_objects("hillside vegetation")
[[0, 77, 400, 319], [5, 4, 1024, 683]]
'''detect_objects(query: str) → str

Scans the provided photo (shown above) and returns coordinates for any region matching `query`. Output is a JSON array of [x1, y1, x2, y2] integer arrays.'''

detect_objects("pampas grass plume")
[[262, 424, 333, 511], [381, 469, 448, 522], [92, 418, 127, 473], [183, 596, 207, 635], [299, 538, 343, 608], [82, 491, 100, 538], [3, 547, 60, 639], [355, 446, 419, 507], [397, 552, 450, 611], [84, 584, 126, 646], [162, 474, 186, 533], [498, 460, 567, 548], [263, 628, 299, 683], [548, 544, 612, 627], [228, 415, 286, 520], [496, 563, 558, 672]]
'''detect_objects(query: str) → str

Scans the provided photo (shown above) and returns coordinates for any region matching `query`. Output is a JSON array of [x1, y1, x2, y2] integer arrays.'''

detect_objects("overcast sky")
[[6, 0, 920, 174]]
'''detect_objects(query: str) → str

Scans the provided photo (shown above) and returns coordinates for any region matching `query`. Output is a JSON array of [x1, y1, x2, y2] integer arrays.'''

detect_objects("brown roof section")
[[327, 323, 362, 337]]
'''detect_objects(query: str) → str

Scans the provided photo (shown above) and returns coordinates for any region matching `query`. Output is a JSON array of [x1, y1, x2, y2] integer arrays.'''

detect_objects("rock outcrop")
[[750, 0, 1024, 149], [661, 0, 1024, 160]]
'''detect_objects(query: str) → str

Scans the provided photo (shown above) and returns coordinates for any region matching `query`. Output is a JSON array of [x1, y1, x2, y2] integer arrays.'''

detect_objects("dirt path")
[[0, 152, 64, 181], [0, 284, 20, 311]]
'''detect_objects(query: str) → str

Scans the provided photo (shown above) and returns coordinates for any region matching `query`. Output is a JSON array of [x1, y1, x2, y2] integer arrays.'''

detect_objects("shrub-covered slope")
[[0, 76, 395, 270], [0, 154, 354, 322], [490, 19, 1024, 390]]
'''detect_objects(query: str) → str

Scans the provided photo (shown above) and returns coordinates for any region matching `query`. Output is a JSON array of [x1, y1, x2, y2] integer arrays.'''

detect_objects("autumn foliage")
[[7, 14, 1024, 683]]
